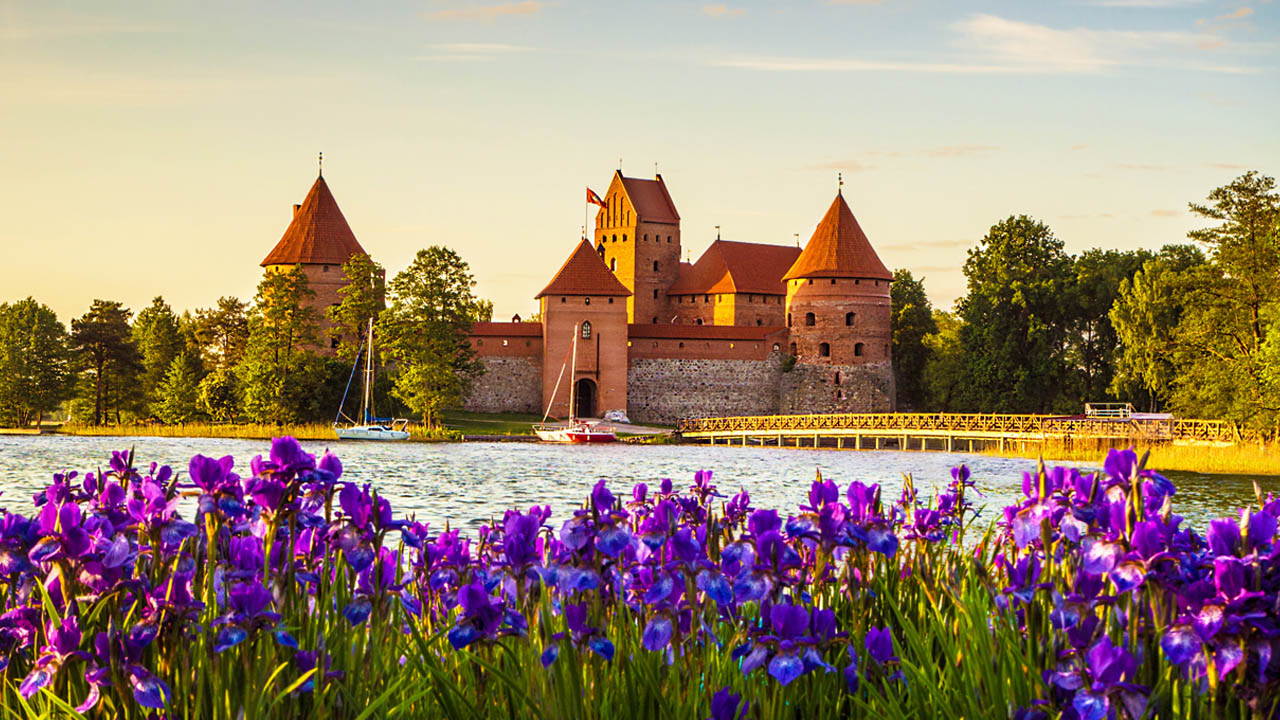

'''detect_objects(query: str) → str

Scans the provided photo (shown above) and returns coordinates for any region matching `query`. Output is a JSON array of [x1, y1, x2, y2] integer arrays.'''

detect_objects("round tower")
[[783, 191, 893, 367]]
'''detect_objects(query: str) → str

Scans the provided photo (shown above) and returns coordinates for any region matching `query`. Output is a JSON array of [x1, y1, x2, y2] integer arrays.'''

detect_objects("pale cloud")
[[1152, 209, 1181, 217], [416, 43, 534, 60], [0, 13, 172, 40], [702, 4, 747, 17], [809, 159, 874, 172], [1085, 0, 1205, 6], [1209, 162, 1251, 169], [1216, 6, 1255, 19], [1117, 162, 1172, 170], [714, 13, 1260, 75], [882, 239, 971, 251], [1071, 144, 1090, 150], [427, 1, 548, 22], [925, 144, 998, 157]]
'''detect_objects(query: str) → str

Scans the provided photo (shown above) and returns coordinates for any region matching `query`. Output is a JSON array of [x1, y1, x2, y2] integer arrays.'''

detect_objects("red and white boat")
[[532, 323, 617, 444]]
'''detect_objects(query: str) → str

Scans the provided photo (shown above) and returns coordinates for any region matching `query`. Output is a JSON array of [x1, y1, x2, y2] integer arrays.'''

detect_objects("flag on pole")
[[586, 188, 606, 207]]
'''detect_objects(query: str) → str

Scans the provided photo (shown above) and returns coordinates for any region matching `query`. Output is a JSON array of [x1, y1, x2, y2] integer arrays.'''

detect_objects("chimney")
[[293, 204, 302, 218]]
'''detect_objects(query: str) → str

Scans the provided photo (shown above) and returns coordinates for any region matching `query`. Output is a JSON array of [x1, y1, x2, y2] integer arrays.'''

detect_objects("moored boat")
[[532, 323, 617, 443], [334, 318, 411, 441]]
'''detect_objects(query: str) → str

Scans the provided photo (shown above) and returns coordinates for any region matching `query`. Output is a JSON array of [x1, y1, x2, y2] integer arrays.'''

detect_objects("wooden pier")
[[676, 413, 1254, 451]]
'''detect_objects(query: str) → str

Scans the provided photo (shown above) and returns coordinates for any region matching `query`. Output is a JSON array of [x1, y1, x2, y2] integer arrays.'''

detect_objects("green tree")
[[1168, 172, 1280, 429], [1064, 248, 1153, 406], [151, 352, 203, 424], [1109, 245, 1206, 410], [132, 296, 186, 411], [193, 297, 250, 370], [236, 267, 322, 423], [380, 246, 486, 428], [70, 300, 142, 425], [956, 215, 1074, 413], [197, 367, 241, 422], [922, 311, 965, 412], [470, 298, 495, 323], [890, 269, 935, 410], [0, 299, 72, 427], [328, 253, 385, 362]]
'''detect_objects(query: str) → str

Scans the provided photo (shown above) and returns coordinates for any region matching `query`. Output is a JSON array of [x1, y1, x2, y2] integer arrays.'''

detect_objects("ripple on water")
[[0, 436, 1274, 532]]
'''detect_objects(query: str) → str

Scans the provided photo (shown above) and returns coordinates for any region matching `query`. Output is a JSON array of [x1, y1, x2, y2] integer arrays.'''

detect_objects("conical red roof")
[[783, 193, 892, 281], [536, 240, 632, 298], [261, 176, 368, 266]]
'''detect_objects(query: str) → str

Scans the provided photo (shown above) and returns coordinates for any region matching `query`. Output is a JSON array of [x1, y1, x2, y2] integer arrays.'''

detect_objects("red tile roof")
[[619, 174, 680, 224], [783, 193, 892, 281], [261, 176, 368, 267], [470, 322, 543, 337], [667, 240, 801, 296], [536, 240, 633, 298], [628, 324, 787, 340]]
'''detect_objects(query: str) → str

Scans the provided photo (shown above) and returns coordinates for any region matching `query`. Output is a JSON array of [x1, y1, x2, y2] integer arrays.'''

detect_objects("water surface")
[[0, 436, 1273, 532]]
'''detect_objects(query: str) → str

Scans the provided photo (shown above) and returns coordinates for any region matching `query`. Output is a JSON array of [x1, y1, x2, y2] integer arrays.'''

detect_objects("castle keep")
[[262, 170, 895, 424], [465, 171, 896, 424]]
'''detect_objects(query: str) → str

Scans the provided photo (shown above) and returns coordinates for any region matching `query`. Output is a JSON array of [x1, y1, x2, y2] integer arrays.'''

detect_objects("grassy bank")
[[440, 409, 543, 435], [53, 422, 460, 442], [977, 438, 1280, 475]]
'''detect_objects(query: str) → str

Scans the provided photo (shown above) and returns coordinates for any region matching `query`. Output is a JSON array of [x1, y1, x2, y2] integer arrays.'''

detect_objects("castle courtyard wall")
[[463, 355, 544, 414], [626, 354, 785, 425], [779, 361, 894, 415]]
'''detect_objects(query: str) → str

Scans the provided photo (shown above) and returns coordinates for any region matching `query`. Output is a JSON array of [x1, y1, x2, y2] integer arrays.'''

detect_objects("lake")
[[0, 435, 1273, 532]]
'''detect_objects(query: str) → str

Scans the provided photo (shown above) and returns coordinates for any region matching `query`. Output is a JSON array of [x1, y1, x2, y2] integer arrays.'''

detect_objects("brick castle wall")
[[626, 355, 785, 425], [779, 361, 893, 415], [464, 355, 544, 414]]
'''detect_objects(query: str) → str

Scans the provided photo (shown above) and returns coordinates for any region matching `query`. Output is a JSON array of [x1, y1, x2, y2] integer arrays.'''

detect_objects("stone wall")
[[780, 361, 894, 414], [463, 356, 544, 414], [627, 355, 785, 424]]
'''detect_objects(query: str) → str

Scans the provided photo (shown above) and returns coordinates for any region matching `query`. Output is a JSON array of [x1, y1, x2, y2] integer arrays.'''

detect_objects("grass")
[[976, 437, 1280, 475], [54, 422, 460, 442], [440, 410, 544, 436]]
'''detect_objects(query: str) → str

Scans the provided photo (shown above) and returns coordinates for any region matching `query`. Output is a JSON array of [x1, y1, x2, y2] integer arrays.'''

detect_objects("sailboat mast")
[[363, 317, 374, 424], [569, 323, 579, 421]]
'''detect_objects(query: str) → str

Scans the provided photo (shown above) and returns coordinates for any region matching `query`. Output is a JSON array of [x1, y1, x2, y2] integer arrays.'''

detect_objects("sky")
[[1, 0, 1277, 324]]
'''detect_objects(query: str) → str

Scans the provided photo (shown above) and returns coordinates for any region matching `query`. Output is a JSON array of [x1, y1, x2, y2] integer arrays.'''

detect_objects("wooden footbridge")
[[676, 412, 1255, 451]]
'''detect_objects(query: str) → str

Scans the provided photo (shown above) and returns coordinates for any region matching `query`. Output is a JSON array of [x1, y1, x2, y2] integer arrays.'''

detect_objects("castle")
[[262, 170, 895, 424]]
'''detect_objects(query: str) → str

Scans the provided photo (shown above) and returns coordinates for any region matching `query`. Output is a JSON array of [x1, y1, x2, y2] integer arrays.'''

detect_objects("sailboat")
[[532, 323, 617, 443], [334, 318, 410, 441]]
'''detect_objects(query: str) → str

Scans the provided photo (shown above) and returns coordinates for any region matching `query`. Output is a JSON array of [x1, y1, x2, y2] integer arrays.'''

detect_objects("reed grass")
[[977, 438, 1280, 475], [55, 422, 460, 442]]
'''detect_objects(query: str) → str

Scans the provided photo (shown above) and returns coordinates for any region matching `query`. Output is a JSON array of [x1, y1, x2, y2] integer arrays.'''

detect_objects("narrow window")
[[855, 279, 860, 285], [502, 339, 509, 347], [652, 289, 659, 298], [755, 318, 762, 326], [612, 234, 617, 243], [323, 265, 329, 273], [819, 342, 830, 357], [598, 244, 606, 257], [845, 312, 855, 326], [789, 342, 797, 356], [653, 260, 659, 272], [561, 297, 566, 303], [787, 313, 792, 327], [667, 235, 672, 243], [610, 258, 617, 271], [696, 318, 703, 326], [772, 343, 780, 351], [679, 342, 684, 348], [855, 342, 865, 357], [581, 322, 592, 339], [808, 279, 813, 285], [834, 371, 842, 385], [652, 317, 658, 324], [830, 278, 835, 285], [608, 297, 614, 304], [704, 295, 709, 303], [623, 234, 628, 242], [585, 297, 591, 305], [805, 312, 816, 326]]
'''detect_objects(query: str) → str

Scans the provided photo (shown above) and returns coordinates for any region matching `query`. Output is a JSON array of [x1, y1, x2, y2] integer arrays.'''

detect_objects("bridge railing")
[[675, 413, 1257, 444]]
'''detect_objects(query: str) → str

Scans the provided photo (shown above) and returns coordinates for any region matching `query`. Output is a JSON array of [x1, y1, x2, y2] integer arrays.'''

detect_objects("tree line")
[[890, 171, 1280, 432], [0, 246, 490, 430]]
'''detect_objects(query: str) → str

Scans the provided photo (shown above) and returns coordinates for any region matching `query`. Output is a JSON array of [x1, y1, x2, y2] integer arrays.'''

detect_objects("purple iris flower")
[[29, 500, 92, 563], [866, 626, 898, 665], [188, 454, 235, 493], [213, 580, 281, 652], [18, 617, 90, 701], [449, 580, 522, 649], [707, 687, 748, 720]]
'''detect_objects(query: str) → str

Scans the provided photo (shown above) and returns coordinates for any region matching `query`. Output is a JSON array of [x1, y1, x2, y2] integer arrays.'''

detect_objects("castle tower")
[[783, 191, 893, 366], [536, 240, 631, 418], [593, 172, 681, 325], [261, 173, 371, 351]]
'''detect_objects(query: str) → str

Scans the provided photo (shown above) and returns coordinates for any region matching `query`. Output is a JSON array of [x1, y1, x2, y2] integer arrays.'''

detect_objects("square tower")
[[593, 172, 682, 324]]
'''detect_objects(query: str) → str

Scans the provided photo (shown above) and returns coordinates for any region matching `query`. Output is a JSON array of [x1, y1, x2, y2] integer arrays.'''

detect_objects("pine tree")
[[151, 353, 203, 424]]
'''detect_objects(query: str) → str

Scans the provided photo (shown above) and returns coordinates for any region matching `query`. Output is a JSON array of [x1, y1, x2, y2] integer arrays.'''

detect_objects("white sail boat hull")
[[335, 424, 410, 441]]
